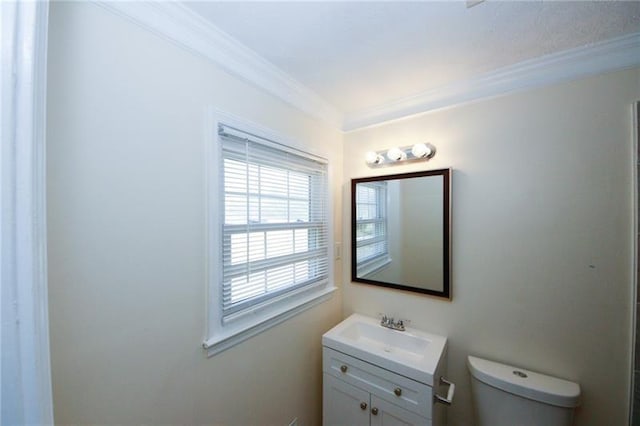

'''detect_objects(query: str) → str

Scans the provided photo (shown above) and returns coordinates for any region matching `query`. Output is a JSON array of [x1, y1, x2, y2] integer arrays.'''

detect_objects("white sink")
[[322, 313, 447, 386]]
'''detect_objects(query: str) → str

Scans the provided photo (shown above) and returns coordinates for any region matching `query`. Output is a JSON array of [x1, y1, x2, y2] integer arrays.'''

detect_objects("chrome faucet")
[[380, 315, 406, 331]]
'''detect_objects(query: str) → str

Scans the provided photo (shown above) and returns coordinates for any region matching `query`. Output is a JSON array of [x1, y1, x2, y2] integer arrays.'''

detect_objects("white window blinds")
[[219, 125, 329, 317], [355, 182, 388, 267]]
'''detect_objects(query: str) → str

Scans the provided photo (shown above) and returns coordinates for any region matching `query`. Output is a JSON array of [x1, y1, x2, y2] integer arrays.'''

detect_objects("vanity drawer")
[[323, 347, 432, 418]]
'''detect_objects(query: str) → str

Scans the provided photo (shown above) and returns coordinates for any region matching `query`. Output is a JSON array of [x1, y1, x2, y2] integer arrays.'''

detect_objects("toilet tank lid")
[[467, 356, 581, 408]]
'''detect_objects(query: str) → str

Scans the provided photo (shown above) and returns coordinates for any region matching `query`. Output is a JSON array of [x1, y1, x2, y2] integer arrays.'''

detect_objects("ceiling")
[[183, 1, 640, 120]]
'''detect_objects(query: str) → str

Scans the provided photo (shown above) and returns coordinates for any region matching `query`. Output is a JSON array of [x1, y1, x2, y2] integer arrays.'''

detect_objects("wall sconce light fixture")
[[365, 143, 436, 167]]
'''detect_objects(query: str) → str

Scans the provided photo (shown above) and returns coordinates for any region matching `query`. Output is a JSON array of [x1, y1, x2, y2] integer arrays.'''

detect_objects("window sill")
[[203, 285, 337, 357], [357, 255, 392, 277]]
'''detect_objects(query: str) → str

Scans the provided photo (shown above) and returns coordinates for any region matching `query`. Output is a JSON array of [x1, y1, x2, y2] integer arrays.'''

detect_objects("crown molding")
[[343, 32, 640, 132], [94, 1, 342, 129], [89, 3, 640, 133]]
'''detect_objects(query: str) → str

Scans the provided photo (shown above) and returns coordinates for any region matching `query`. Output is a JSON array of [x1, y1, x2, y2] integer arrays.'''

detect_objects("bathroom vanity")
[[322, 314, 453, 426]]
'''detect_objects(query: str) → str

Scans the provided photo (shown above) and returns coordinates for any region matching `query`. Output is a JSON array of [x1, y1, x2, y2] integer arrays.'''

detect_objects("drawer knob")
[[360, 402, 367, 410], [371, 407, 379, 416], [394, 387, 402, 396], [340, 365, 348, 373]]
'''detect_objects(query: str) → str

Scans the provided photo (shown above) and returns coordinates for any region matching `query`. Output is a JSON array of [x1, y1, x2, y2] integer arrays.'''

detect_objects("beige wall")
[[46, 3, 343, 424], [400, 177, 444, 290], [343, 68, 640, 425]]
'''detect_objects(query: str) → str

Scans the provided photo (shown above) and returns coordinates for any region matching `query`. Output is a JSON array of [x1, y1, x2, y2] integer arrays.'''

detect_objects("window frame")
[[354, 181, 391, 276], [204, 110, 336, 356]]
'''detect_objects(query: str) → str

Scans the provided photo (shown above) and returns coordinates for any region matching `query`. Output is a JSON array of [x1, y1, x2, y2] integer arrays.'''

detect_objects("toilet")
[[468, 355, 581, 426]]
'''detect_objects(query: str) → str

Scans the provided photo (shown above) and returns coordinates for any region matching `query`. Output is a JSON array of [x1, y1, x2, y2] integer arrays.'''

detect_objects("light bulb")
[[411, 143, 431, 158], [387, 147, 406, 162], [365, 151, 383, 165]]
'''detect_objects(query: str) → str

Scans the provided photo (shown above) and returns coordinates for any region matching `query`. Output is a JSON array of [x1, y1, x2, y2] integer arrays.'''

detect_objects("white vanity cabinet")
[[322, 347, 446, 426], [324, 374, 426, 426], [321, 314, 452, 426]]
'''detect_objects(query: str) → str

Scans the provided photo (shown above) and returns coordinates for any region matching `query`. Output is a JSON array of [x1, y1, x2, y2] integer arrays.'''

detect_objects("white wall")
[[46, 3, 343, 424], [343, 68, 640, 426]]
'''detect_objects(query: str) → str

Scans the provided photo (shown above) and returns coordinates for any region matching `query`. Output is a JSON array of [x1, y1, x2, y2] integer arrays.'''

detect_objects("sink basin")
[[322, 313, 447, 386], [339, 321, 430, 359]]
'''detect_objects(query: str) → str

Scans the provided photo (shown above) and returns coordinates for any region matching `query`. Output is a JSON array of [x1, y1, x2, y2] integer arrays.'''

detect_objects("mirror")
[[351, 168, 451, 299]]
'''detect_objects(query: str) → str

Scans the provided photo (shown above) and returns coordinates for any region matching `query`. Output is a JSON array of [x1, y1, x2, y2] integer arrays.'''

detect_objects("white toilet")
[[468, 355, 581, 426]]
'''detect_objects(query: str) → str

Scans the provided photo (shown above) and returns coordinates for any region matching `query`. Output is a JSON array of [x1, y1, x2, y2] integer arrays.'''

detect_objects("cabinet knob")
[[394, 387, 402, 396], [340, 365, 348, 373], [360, 402, 367, 410], [371, 407, 379, 415]]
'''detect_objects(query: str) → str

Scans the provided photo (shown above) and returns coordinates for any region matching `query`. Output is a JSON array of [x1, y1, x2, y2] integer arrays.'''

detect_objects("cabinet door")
[[369, 396, 428, 426], [323, 374, 370, 426]]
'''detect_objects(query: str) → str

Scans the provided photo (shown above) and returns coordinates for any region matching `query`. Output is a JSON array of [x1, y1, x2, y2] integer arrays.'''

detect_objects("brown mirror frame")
[[351, 168, 451, 299]]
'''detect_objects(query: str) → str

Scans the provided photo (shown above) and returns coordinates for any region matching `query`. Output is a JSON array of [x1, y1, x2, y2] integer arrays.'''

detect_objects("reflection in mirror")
[[351, 169, 451, 299]]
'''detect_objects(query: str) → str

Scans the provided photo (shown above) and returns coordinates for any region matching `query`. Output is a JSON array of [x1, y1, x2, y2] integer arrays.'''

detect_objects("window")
[[204, 115, 335, 355], [354, 181, 390, 275]]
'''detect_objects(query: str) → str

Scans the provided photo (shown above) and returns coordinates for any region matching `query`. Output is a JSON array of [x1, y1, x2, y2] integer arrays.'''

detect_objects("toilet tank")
[[468, 356, 581, 426]]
